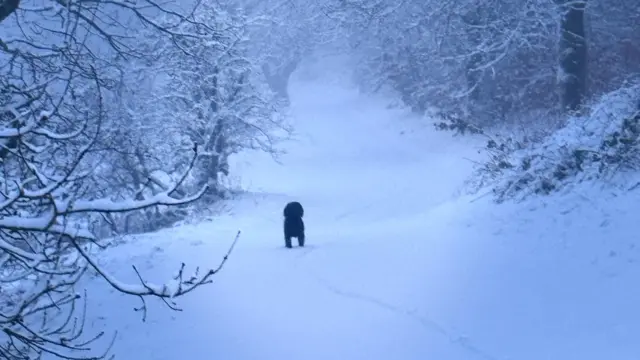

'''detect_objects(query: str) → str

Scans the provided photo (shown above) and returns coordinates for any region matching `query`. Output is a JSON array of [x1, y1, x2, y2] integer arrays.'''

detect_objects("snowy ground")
[[77, 78, 640, 360]]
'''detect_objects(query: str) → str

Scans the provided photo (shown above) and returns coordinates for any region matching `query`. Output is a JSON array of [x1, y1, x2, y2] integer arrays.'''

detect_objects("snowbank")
[[75, 179, 640, 360]]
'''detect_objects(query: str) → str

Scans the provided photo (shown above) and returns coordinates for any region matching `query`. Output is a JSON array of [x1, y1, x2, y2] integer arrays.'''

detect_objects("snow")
[[72, 78, 640, 360], [68, 185, 208, 213], [0, 214, 53, 233], [474, 82, 640, 202], [0, 114, 38, 137]]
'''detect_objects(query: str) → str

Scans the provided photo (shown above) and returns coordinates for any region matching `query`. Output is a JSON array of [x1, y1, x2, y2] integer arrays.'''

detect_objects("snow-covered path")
[[80, 79, 640, 360], [87, 80, 487, 360]]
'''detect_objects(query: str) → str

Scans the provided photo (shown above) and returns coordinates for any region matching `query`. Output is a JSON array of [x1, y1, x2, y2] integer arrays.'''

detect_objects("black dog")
[[283, 201, 305, 248]]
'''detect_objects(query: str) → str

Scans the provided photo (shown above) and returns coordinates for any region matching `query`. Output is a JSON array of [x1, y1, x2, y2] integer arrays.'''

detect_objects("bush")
[[467, 82, 640, 202]]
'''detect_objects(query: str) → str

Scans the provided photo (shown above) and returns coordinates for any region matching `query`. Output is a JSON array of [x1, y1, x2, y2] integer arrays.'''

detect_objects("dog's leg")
[[284, 235, 292, 248], [298, 233, 305, 247]]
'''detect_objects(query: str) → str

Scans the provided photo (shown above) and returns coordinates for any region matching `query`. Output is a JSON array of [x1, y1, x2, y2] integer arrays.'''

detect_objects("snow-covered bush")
[[468, 82, 640, 202], [433, 112, 485, 136]]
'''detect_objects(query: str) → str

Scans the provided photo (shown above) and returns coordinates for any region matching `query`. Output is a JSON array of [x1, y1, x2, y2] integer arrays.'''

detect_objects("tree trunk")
[[262, 59, 299, 104], [559, 0, 588, 112], [196, 120, 228, 199], [462, 11, 485, 105]]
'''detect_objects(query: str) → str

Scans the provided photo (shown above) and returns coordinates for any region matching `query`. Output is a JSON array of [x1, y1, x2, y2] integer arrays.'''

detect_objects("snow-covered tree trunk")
[[197, 119, 229, 197], [461, 10, 485, 106], [262, 58, 300, 104], [559, 0, 588, 112]]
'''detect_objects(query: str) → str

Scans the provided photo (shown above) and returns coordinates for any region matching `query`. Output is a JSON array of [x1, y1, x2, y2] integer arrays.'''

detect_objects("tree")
[[86, 57, 195, 236], [324, 0, 562, 126], [585, 0, 640, 96], [0, 1, 240, 358], [136, 2, 290, 202], [244, 0, 340, 103]]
